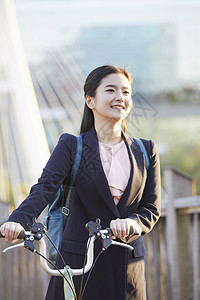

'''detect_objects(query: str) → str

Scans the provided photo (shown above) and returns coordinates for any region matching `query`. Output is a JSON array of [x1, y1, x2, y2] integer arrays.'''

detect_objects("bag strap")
[[64, 135, 83, 208], [68, 135, 83, 186], [134, 138, 150, 171]]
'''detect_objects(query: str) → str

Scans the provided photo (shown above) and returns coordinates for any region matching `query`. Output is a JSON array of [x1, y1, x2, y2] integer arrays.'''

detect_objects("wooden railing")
[[0, 201, 49, 300], [144, 167, 200, 300]]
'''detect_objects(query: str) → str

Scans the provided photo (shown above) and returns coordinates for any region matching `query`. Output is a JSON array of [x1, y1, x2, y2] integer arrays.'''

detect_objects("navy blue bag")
[[44, 135, 82, 261], [134, 138, 150, 171]]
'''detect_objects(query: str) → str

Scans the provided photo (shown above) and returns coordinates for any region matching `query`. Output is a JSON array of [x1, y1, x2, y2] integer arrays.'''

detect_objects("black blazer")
[[8, 126, 161, 299]]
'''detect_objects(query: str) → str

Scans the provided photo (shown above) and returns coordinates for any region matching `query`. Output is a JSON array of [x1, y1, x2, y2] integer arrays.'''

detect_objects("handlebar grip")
[[0, 230, 25, 240], [107, 226, 134, 236]]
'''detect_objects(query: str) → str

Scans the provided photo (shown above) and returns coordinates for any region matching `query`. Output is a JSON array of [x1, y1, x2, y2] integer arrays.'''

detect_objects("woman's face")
[[87, 73, 132, 125]]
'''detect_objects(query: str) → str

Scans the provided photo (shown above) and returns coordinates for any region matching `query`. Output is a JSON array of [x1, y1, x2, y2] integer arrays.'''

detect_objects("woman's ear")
[[85, 96, 95, 109]]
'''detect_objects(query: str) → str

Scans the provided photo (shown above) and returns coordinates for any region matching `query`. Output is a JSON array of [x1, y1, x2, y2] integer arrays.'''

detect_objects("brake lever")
[[111, 240, 134, 251], [2, 222, 45, 255], [100, 229, 134, 251], [2, 232, 39, 254], [3, 241, 25, 253]]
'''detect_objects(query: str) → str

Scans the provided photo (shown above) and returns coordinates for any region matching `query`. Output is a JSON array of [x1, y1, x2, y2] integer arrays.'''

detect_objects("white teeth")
[[112, 105, 124, 109]]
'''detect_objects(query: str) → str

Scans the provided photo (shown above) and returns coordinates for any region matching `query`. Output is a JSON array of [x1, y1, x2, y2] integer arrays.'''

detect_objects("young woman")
[[0, 65, 161, 299]]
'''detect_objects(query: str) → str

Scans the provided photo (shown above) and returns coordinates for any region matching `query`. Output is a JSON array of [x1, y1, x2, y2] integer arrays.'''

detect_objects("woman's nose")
[[116, 90, 124, 101]]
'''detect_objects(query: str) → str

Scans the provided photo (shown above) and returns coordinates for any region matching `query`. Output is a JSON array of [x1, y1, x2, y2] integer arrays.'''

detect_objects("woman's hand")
[[110, 218, 141, 242], [0, 222, 24, 244]]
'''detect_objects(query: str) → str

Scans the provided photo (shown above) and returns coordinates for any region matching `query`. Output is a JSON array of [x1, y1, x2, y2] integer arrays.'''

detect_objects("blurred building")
[[15, 0, 200, 92], [69, 24, 177, 93]]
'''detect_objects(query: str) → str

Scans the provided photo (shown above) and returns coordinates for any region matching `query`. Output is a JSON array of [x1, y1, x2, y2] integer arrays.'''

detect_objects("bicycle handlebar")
[[0, 230, 25, 239], [39, 228, 133, 277], [1, 220, 134, 278]]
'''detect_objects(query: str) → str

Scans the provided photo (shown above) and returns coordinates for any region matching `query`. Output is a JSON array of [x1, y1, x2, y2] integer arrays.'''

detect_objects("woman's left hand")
[[110, 218, 141, 241]]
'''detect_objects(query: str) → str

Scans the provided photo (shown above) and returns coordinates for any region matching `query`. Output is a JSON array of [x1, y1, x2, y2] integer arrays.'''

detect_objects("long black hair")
[[80, 65, 132, 134]]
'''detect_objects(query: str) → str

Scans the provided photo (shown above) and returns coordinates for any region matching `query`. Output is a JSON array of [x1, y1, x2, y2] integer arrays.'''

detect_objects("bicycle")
[[0, 219, 133, 300]]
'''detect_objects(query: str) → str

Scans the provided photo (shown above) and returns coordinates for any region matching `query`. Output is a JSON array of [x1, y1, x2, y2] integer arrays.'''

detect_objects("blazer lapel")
[[117, 133, 147, 216], [83, 127, 120, 218]]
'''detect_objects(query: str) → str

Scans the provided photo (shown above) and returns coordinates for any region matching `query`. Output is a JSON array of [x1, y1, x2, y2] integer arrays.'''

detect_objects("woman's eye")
[[123, 91, 130, 95], [106, 89, 115, 92]]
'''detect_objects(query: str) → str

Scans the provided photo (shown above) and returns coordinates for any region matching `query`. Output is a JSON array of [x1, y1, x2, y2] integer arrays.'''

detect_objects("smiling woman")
[[1, 65, 161, 300]]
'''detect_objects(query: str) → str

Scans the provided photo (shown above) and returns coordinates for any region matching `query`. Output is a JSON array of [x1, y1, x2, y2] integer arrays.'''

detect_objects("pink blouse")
[[99, 140, 131, 205]]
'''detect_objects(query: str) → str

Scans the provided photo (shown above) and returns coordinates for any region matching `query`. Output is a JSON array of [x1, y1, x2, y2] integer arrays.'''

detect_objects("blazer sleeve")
[[128, 140, 161, 238], [7, 133, 76, 229]]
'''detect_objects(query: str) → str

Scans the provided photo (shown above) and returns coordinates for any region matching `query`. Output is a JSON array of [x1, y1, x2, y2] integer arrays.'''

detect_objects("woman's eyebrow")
[[105, 84, 130, 89]]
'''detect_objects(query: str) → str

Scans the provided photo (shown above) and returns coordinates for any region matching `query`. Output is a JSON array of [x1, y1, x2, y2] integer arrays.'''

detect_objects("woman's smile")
[[111, 104, 125, 110]]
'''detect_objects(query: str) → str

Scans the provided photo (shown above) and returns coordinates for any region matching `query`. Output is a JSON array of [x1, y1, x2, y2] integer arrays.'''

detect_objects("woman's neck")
[[94, 121, 123, 146]]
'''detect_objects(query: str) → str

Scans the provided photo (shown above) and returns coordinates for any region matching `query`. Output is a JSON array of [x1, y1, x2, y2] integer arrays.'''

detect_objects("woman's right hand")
[[0, 222, 24, 244]]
